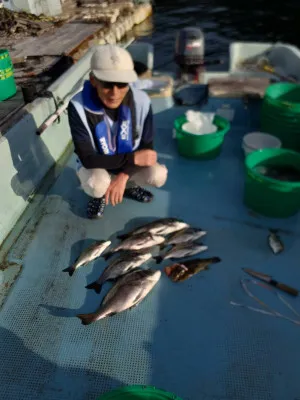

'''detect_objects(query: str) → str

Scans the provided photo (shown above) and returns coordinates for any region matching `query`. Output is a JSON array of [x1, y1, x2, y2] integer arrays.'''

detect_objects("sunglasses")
[[98, 80, 129, 89]]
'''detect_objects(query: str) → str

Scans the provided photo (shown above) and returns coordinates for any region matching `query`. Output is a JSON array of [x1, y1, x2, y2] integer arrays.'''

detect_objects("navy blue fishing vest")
[[81, 81, 135, 155]]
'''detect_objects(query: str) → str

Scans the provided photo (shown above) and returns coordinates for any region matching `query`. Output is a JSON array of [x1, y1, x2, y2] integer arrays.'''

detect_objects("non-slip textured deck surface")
[[1, 95, 300, 400]]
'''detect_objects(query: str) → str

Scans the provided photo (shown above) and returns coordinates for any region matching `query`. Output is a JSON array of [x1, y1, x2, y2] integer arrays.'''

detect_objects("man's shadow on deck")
[[0, 326, 125, 400]]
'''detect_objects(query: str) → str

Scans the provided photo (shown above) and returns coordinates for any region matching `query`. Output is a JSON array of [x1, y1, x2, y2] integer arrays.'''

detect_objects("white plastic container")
[[182, 121, 217, 135], [182, 111, 217, 135], [242, 132, 282, 156]]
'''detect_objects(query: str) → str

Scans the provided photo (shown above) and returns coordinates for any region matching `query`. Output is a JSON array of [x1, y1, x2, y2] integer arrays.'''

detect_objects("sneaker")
[[87, 197, 106, 219], [124, 186, 154, 203]]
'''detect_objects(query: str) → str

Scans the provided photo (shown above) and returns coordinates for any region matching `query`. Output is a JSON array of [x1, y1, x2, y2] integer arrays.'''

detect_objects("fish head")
[[97, 241, 111, 258], [148, 269, 161, 283], [141, 268, 161, 281], [193, 227, 206, 233], [167, 217, 184, 223], [102, 240, 112, 249], [88, 240, 112, 258], [165, 263, 187, 275], [151, 235, 166, 244], [130, 269, 161, 284], [175, 221, 190, 230], [141, 253, 153, 262]]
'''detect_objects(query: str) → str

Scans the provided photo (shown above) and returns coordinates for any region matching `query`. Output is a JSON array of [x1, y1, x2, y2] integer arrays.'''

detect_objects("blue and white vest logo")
[[100, 137, 109, 154], [120, 120, 130, 141]]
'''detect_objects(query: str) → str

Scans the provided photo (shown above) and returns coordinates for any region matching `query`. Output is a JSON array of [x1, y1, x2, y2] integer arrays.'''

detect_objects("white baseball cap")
[[90, 44, 138, 83]]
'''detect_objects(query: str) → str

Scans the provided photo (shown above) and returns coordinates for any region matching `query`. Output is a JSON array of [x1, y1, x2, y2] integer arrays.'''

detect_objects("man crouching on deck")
[[68, 44, 168, 218]]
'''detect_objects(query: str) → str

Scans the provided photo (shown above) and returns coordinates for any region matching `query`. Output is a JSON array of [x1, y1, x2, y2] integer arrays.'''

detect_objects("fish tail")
[[62, 266, 75, 277], [153, 256, 163, 264], [76, 313, 97, 326], [211, 257, 221, 264], [85, 281, 102, 294], [269, 228, 278, 234]]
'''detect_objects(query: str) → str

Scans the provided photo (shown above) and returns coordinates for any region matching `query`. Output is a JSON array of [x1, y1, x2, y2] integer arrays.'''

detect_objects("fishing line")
[[230, 278, 300, 326]]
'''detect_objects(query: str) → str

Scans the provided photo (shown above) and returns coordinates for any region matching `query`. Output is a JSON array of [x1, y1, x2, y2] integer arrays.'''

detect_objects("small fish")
[[77, 269, 161, 325], [165, 264, 189, 281], [85, 251, 152, 294], [165, 257, 221, 282], [103, 232, 165, 260], [117, 218, 189, 240], [154, 242, 208, 264], [268, 229, 284, 254], [63, 240, 111, 276], [163, 227, 207, 247]]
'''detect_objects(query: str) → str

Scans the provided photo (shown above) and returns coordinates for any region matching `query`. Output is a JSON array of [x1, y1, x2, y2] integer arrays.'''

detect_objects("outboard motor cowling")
[[175, 27, 205, 66], [175, 27, 205, 83]]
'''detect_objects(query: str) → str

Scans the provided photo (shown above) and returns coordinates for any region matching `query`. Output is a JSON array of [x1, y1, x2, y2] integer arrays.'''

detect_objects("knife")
[[243, 268, 299, 297]]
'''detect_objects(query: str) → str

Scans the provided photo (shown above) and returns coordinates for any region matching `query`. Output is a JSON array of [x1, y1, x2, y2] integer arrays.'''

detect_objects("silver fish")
[[63, 240, 111, 276], [154, 242, 208, 264], [85, 251, 152, 294], [268, 229, 284, 254], [103, 232, 165, 260], [77, 269, 161, 325], [117, 218, 190, 240], [164, 227, 207, 247]]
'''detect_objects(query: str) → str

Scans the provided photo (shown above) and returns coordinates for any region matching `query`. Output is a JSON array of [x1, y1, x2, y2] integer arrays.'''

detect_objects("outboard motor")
[[175, 27, 205, 83]]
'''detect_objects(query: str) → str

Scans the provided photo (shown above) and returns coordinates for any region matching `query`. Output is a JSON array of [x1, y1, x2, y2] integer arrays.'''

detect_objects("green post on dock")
[[0, 49, 17, 102]]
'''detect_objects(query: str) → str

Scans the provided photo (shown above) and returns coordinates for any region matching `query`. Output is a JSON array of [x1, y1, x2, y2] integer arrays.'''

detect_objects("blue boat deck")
[[1, 93, 300, 400]]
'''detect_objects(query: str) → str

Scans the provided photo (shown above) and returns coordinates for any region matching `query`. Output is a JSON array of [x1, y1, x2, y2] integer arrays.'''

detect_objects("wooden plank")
[[10, 22, 103, 58]]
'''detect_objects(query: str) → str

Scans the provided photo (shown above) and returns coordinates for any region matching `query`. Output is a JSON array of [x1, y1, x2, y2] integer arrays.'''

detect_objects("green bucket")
[[264, 82, 300, 112], [0, 49, 17, 101], [97, 385, 183, 399], [244, 148, 300, 218], [261, 83, 300, 151], [174, 114, 230, 160], [0, 49, 14, 70]]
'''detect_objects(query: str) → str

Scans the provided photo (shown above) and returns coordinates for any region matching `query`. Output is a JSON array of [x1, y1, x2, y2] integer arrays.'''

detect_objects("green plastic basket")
[[0, 49, 13, 70], [264, 82, 300, 111], [0, 49, 17, 101], [244, 148, 300, 218], [261, 83, 300, 151], [97, 385, 183, 399], [174, 114, 230, 160]]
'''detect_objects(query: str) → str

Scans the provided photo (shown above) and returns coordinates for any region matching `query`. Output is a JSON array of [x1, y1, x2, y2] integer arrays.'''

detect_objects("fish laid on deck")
[[268, 229, 284, 254], [154, 242, 208, 264], [86, 251, 152, 293], [165, 257, 221, 282], [117, 218, 189, 240], [77, 269, 161, 325], [63, 240, 111, 276], [103, 232, 165, 260], [163, 227, 207, 247]]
